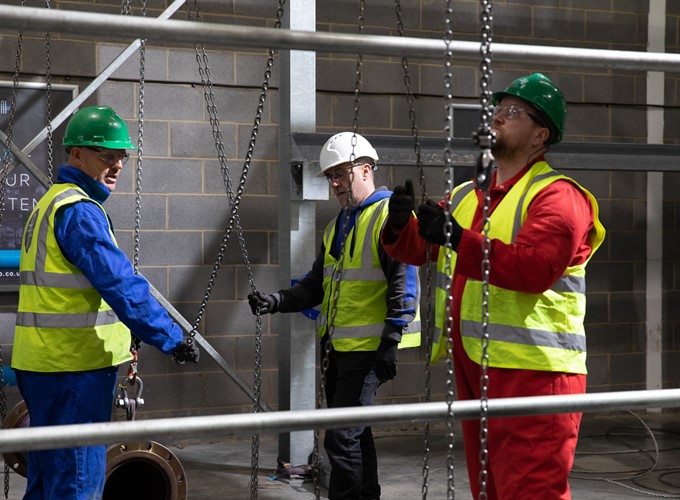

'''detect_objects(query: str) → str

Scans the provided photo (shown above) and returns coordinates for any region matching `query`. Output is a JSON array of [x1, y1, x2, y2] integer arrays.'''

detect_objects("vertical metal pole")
[[646, 0, 665, 400], [278, 0, 317, 464]]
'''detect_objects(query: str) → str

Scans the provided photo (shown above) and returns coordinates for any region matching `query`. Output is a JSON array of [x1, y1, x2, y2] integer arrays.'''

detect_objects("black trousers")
[[324, 348, 381, 500]]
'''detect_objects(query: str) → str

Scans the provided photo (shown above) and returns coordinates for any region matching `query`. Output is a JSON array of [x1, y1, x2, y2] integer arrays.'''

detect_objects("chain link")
[[0, 8, 24, 496], [131, 0, 146, 277], [313, 3, 365, 497], [391, 1, 434, 497], [44, 0, 54, 184], [442, 2, 458, 499], [186, 2, 285, 498], [394, 0, 427, 201], [475, 2, 495, 499]]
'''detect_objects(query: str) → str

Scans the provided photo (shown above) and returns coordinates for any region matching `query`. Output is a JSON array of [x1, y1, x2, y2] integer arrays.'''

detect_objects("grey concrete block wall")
[[0, 0, 677, 420]]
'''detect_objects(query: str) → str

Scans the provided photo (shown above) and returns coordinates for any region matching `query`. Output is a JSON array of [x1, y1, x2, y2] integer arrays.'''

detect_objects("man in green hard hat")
[[12, 105, 199, 499], [383, 73, 606, 499]]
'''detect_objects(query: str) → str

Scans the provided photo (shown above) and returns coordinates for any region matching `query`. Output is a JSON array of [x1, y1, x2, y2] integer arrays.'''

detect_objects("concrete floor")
[[3, 411, 680, 499]]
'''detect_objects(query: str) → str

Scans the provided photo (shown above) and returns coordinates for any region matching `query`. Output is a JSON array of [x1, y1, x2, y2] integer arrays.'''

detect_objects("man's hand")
[[172, 339, 200, 365], [416, 199, 463, 249], [374, 338, 399, 383], [389, 180, 416, 229], [248, 291, 278, 315]]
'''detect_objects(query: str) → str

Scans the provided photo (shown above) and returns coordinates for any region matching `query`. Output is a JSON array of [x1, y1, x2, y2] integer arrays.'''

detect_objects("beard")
[[491, 136, 521, 162]]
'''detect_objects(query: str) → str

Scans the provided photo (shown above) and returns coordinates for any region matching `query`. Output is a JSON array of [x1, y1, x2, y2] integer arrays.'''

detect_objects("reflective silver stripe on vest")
[[434, 183, 475, 292], [324, 199, 388, 281], [436, 270, 450, 291], [329, 268, 385, 281], [20, 270, 92, 288], [450, 182, 475, 210], [465, 274, 584, 295], [16, 309, 120, 328], [461, 319, 587, 351], [330, 319, 423, 339], [34, 188, 86, 274], [551, 274, 585, 294], [512, 171, 561, 242]]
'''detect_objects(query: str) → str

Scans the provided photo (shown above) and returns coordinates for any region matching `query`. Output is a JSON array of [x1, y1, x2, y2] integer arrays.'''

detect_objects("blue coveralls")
[[14, 165, 183, 500]]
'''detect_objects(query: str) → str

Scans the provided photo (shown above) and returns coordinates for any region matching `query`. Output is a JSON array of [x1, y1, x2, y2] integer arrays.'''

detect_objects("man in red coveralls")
[[381, 73, 606, 499]]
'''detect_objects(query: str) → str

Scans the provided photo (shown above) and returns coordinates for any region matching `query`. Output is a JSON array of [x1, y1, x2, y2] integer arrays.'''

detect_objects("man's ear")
[[534, 126, 550, 147]]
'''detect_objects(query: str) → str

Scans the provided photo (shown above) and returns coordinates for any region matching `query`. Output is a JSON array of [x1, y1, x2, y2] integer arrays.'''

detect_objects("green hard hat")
[[62, 106, 136, 150], [491, 73, 567, 144]]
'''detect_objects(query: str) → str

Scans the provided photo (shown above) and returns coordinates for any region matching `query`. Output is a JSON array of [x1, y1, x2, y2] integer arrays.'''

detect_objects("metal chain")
[[394, 0, 427, 201], [132, 0, 147, 276], [313, 3, 365, 498], [44, 0, 54, 184], [392, 1, 434, 497], [0, 11, 24, 497], [474, 2, 495, 499], [186, 2, 285, 498], [442, 1, 457, 499]]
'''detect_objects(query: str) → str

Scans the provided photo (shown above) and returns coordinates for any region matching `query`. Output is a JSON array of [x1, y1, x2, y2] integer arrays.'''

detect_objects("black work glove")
[[389, 179, 416, 229], [172, 339, 200, 365], [416, 199, 463, 250], [374, 338, 399, 383], [248, 291, 278, 315]]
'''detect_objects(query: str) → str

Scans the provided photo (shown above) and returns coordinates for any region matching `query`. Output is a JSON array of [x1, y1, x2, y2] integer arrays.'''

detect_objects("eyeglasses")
[[324, 165, 359, 183], [86, 146, 130, 165], [492, 104, 546, 128]]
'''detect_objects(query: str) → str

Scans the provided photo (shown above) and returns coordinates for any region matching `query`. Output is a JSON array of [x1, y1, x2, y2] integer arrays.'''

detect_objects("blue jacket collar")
[[56, 165, 110, 204]]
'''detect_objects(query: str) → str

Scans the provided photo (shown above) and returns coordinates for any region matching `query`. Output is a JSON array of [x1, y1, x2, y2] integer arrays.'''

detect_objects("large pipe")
[[2, 5, 680, 71], [0, 388, 679, 454], [104, 441, 188, 500]]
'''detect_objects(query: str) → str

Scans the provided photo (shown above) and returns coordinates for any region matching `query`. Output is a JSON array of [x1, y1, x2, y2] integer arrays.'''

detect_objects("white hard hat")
[[318, 132, 379, 176]]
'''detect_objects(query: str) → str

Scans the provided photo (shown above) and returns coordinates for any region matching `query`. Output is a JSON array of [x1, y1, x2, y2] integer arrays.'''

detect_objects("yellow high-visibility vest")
[[317, 198, 421, 352], [431, 161, 605, 374], [13, 184, 132, 372]]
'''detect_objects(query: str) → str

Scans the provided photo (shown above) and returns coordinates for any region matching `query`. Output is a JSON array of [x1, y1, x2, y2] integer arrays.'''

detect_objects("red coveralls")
[[382, 157, 596, 499]]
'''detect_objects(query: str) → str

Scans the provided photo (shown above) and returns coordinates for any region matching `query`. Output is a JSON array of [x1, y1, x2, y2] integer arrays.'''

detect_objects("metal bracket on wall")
[[290, 160, 329, 201]]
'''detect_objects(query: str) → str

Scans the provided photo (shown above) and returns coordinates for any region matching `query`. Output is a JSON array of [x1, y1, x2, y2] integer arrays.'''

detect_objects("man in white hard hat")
[[248, 132, 421, 500]]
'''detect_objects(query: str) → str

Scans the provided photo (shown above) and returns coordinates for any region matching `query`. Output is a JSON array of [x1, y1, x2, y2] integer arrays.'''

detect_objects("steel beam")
[[292, 133, 680, 172]]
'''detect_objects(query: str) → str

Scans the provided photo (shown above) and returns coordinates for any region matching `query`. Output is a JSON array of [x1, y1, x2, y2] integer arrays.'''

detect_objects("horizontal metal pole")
[[1, 388, 679, 454], [1, 5, 680, 71], [23, 0, 187, 156]]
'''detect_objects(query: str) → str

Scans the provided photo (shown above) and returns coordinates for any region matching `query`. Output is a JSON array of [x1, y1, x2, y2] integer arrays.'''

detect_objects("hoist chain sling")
[[186, 1, 285, 498], [472, 1, 495, 499], [441, 1, 458, 498], [312, 3, 366, 498]]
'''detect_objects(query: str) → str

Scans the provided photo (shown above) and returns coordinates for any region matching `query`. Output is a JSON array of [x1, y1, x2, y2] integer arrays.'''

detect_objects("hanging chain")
[[442, 1, 458, 499], [132, 0, 146, 276], [392, 1, 434, 497], [0, 9, 24, 497], [475, 2, 495, 499], [312, 3, 365, 498], [44, 0, 54, 184], [394, 0, 427, 201], [186, 2, 285, 498]]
